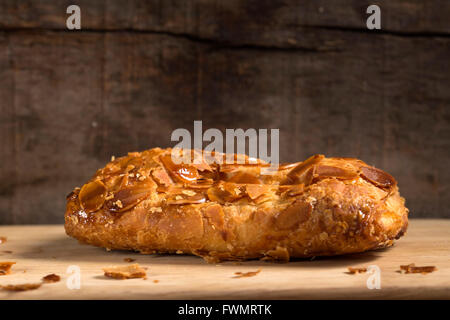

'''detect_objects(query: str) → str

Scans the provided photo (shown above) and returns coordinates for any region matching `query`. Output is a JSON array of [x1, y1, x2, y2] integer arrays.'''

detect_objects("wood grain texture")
[[0, 220, 448, 299], [0, 0, 448, 36], [0, 1, 448, 223]]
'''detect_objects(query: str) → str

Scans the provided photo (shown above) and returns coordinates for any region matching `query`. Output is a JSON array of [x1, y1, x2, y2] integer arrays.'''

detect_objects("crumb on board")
[[0, 237, 6, 244], [233, 269, 261, 278], [400, 263, 437, 274], [1, 283, 42, 291], [103, 264, 147, 279], [42, 274, 61, 283], [153, 279, 159, 283], [347, 267, 367, 274], [124, 258, 136, 263], [0, 261, 16, 275]]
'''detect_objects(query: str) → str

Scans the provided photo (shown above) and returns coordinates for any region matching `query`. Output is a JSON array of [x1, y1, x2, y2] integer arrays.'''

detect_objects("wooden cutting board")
[[0, 219, 449, 299]]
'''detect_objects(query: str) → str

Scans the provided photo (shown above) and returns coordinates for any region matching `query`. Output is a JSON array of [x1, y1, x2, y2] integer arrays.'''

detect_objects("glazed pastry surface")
[[65, 148, 408, 262]]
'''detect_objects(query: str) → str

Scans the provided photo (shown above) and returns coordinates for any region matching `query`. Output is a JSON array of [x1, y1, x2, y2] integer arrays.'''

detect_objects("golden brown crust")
[[65, 148, 409, 262]]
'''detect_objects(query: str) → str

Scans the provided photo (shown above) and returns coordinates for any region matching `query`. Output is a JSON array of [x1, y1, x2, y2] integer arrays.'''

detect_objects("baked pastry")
[[65, 148, 408, 262]]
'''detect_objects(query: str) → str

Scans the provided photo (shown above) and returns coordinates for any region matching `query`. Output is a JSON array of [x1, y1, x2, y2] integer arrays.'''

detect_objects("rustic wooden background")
[[0, 0, 449, 224]]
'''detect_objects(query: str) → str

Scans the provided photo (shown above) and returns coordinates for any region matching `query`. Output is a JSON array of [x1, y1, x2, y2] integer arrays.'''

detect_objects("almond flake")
[[182, 190, 196, 196]]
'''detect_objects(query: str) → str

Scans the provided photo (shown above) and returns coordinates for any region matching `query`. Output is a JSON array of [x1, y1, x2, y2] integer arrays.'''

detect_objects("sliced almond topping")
[[246, 185, 269, 200], [152, 167, 173, 186], [361, 166, 397, 189], [189, 180, 214, 189], [275, 201, 312, 230], [285, 165, 316, 186], [160, 155, 200, 183], [106, 185, 152, 213], [227, 172, 261, 184], [315, 165, 358, 180], [79, 180, 107, 213], [278, 162, 301, 170], [285, 184, 305, 196], [182, 190, 197, 196], [192, 162, 213, 172], [167, 193, 207, 205], [287, 154, 324, 182], [207, 183, 244, 203]]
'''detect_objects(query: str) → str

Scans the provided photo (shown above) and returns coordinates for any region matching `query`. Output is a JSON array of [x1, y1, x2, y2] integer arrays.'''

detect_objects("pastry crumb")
[[1, 283, 42, 291], [42, 274, 61, 283], [153, 279, 159, 283], [347, 267, 367, 274], [399, 263, 437, 274], [0, 261, 16, 275], [103, 264, 147, 279], [124, 258, 136, 263], [233, 269, 261, 278], [0, 236, 7, 244]]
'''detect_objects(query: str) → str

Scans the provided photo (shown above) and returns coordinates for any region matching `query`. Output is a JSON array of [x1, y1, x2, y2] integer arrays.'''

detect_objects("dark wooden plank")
[[100, 33, 201, 158], [0, 28, 447, 223], [0, 2, 448, 223], [0, 32, 16, 223], [0, 0, 448, 39], [0, 31, 105, 223]]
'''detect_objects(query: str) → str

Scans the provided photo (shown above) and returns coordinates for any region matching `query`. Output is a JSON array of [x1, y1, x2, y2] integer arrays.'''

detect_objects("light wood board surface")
[[0, 219, 449, 299]]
